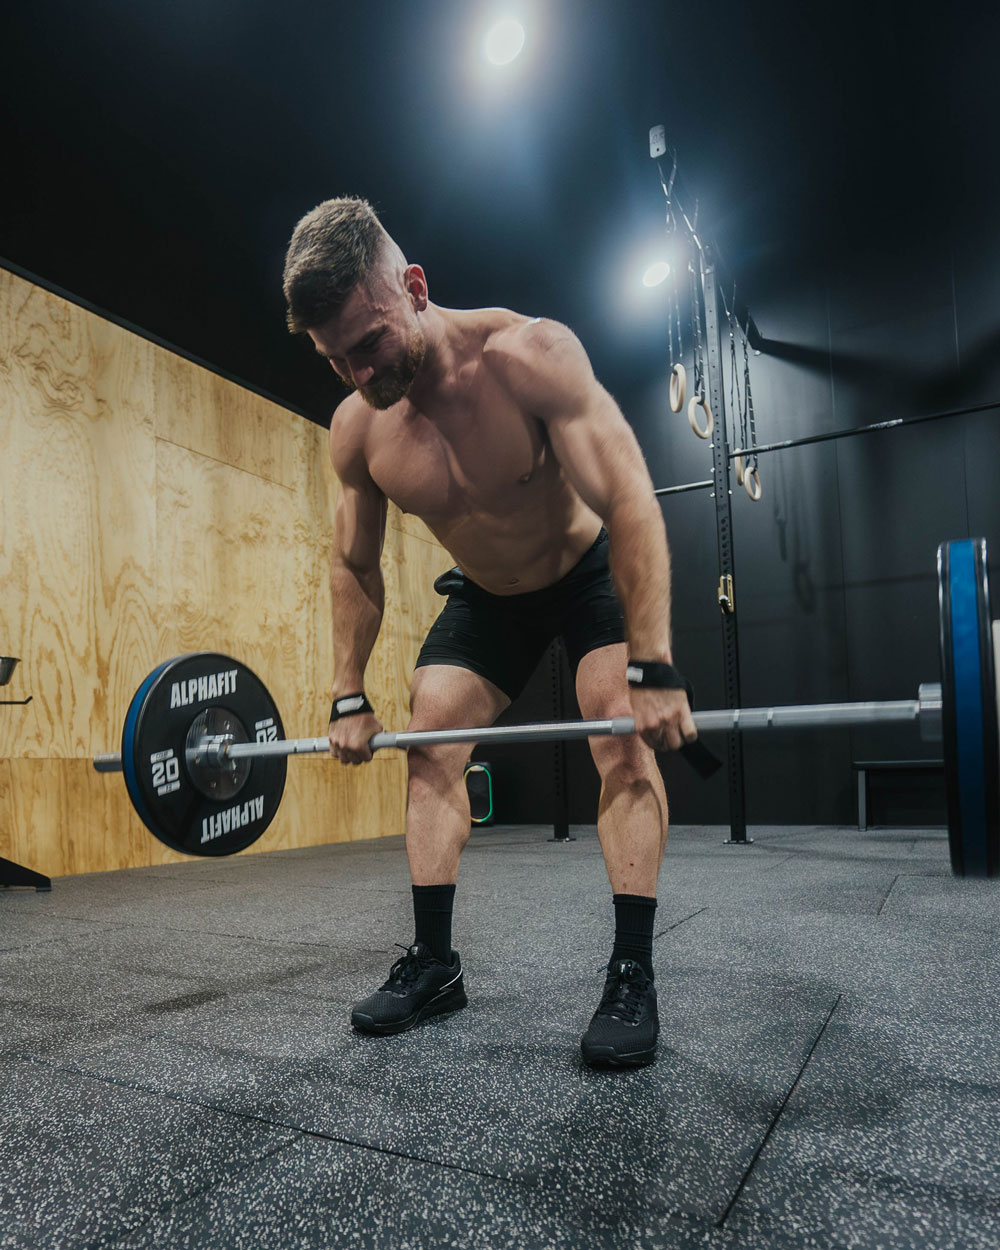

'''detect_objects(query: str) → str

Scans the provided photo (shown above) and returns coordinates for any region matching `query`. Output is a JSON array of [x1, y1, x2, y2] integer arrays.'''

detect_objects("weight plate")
[[121, 652, 286, 857], [938, 539, 1000, 877]]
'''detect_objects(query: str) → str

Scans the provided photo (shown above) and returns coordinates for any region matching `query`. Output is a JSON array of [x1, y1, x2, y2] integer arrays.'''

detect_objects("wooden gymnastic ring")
[[744, 465, 763, 501], [687, 395, 713, 440], [734, 455, 745, 486], [669, 364, 687, 413]]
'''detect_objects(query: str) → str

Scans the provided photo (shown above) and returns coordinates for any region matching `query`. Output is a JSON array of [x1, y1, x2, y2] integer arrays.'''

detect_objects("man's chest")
[[366, 392, 554, 520]]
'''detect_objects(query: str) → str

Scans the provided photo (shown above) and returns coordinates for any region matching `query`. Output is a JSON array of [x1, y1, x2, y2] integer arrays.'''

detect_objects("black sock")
[[611, 893, 657, 978], [412, 884, 456, 963]]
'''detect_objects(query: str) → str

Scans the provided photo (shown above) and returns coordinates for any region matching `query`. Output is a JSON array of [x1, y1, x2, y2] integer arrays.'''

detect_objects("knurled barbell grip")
[[222, 717, 637, 761]]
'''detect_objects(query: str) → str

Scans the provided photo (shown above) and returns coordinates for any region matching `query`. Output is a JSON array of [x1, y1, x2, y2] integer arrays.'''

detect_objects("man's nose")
[[349, 361, 375, 387]]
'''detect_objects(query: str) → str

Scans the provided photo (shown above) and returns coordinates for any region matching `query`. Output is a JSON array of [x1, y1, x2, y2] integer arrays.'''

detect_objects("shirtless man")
[[282, 197, 697, 1068]]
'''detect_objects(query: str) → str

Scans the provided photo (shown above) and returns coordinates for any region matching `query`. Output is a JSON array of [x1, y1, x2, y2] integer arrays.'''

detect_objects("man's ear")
[[404, 264, 429, 311]]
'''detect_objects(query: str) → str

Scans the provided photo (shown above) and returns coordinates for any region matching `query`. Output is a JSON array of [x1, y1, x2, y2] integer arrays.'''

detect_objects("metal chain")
[[741, 313, 758, 472], [689, 249, 705, 399], [672, 261, 683, 366], [657, 152, 684, 370], [665, 213, 680, 368], [721, 282, 747, 452]]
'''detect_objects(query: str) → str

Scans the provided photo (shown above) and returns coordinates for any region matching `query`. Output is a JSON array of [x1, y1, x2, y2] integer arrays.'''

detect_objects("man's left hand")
[[630, 685, 698, 753]]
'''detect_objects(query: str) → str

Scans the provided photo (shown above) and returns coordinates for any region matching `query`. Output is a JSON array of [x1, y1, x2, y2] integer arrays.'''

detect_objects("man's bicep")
[[544, 387, 654, 520], [329, 404, 387, 574], [494, 320, 653, 517], [333, 479, 387, 575]]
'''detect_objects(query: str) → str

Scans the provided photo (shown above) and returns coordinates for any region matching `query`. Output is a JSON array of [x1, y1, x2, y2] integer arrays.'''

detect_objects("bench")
[[851, 760, 945, 831]]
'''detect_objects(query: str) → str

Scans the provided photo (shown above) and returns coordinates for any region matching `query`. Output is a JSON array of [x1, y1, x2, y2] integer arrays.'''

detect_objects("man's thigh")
[[408, 663, 511, 732], [574, 643, 631, 720]]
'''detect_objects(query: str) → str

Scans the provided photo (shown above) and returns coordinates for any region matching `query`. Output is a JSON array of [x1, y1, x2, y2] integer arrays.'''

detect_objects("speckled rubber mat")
[[2, 823, 997, 1249]]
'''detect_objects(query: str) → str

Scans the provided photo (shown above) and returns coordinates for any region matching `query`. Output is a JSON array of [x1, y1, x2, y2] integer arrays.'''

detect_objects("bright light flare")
[[642, 261, 671, 288], [483, 18, 526, 65]]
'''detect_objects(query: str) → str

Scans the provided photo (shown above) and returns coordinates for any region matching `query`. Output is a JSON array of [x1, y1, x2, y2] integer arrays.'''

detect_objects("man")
[[282, 197, 697, 1068]]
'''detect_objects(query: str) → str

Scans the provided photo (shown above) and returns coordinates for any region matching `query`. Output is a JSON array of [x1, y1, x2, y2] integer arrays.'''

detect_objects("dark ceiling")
[[4, 0, 993, 424]]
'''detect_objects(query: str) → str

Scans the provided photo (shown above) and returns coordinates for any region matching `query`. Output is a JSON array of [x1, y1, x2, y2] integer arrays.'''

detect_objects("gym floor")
[[2, 823, 997, 1250]]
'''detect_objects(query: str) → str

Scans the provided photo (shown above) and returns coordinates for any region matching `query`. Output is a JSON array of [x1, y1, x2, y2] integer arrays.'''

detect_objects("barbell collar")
[[94, 753, 125, 772], [918, 682, 943, 743]]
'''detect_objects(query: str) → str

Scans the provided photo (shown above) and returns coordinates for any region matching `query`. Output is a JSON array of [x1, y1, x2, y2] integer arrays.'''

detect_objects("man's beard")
[[343, 328, 427, 411]]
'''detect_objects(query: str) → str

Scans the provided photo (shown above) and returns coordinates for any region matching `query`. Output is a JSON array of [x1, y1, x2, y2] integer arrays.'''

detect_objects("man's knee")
[[406, 743, 470, 795], [591, 735, 660, 789]]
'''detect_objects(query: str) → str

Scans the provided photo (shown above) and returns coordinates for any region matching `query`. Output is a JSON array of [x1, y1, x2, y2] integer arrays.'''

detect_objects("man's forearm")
[[605, 500, 673, 662], [330, 559, 385, 697]]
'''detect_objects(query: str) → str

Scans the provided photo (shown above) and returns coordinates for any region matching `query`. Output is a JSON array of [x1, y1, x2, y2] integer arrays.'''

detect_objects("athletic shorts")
[[414, 528, 626, 701]]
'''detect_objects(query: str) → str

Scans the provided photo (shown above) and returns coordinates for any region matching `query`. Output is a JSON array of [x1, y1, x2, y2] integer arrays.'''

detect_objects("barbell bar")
[[93, 687, 942, 776], [91, 539, 1000, 876]]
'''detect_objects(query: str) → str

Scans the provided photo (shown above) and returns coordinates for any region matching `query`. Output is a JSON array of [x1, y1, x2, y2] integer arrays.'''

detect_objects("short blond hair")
[[282, 196, 389, 333]]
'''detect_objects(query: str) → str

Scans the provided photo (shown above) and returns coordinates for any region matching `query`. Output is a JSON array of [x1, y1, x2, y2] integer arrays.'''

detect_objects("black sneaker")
[[351, 943, 467, 1035], [580, 959, 659, 1068]]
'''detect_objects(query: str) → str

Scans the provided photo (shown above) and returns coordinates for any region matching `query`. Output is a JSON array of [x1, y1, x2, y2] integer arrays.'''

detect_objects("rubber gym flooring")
[[1, 822, 998, 1249]]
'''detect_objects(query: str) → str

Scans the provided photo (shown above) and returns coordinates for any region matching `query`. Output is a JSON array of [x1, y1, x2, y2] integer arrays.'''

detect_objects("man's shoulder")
[[480, 313, 579, 380], [479, 313, 591, 411], [329, 393, 366, 444], [328, 394, 371, 479], [481, 312, 570, 354]]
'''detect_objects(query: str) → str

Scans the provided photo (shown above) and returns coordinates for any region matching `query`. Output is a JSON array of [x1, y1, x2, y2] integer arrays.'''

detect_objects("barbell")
[[92, 539, 1000, 877]]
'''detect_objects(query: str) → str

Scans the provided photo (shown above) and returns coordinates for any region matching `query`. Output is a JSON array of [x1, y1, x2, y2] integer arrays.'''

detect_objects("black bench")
[[851, 760, 945, 831]]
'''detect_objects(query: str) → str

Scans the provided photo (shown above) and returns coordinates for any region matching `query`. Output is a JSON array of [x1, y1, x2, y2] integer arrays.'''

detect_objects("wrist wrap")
[[626, 660, 695, 709], [330, 693, 374, 722], [628, 660, 723, 780]]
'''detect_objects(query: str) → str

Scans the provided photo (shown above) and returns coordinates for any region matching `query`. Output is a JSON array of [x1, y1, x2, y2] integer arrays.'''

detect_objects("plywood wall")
[[0, 267, 452, 877]]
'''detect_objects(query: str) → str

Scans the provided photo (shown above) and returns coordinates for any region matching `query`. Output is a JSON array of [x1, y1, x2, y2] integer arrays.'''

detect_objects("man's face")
[[307, 279, 426, 411]]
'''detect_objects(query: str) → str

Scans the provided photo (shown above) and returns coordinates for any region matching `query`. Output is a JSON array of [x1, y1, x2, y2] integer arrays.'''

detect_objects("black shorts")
[[415, 529, 626, 701]]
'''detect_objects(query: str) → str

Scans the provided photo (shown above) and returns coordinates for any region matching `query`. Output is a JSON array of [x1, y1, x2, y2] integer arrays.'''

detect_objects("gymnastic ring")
[[734, 455, 745, 486], [744, 465, 763, 502], [669, 363, 687, 413], [687, 395, 713, 440]]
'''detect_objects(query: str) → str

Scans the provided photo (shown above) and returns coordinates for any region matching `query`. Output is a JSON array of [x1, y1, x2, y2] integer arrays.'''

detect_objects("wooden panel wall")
[[0, 267, 451, 877]]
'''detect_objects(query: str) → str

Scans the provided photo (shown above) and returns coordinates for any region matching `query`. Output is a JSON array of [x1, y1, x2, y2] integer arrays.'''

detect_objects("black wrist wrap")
[[626, 660, 695, 710], [330, 693, 374, 722], [626, 661, 722, 780]]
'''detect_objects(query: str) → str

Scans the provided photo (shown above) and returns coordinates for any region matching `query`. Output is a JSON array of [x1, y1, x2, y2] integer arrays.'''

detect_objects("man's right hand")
[[329, 712, 383, 765]]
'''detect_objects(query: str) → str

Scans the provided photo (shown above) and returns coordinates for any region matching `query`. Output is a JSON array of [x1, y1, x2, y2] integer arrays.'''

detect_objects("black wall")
[[484, 216, 1000, 829]]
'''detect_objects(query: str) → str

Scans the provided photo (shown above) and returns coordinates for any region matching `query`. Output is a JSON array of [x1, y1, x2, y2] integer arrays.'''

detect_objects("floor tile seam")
[[19, 918, 395, 953], [744, 836, 943, 857], [23, 1054, 521, 1187], [875, 874, 902, 917], [749, 862, 941, 883], [715, 992, 844, 1228], [654, 907, 708, 940]]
